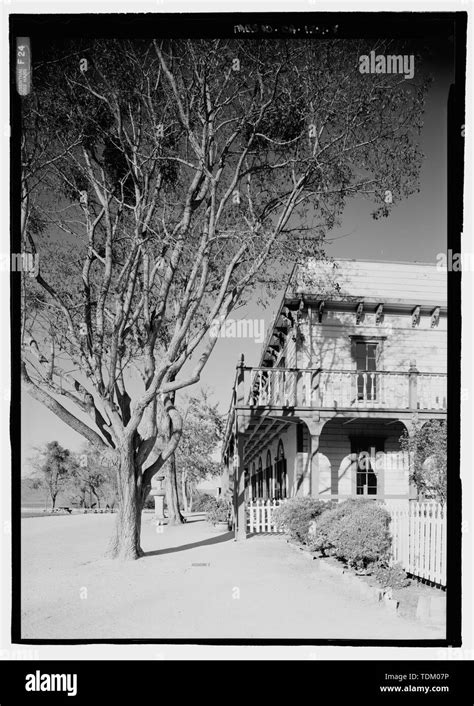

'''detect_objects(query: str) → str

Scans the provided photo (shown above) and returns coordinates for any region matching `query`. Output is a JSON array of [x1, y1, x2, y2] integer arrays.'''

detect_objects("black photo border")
[[9, 10, 466, 648]]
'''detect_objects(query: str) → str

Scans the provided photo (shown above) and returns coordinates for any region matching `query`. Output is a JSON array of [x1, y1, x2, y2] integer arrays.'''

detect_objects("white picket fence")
[[247, 498, 447, 586], [388, 501, 447, 587], [247, 499, 286, 533]]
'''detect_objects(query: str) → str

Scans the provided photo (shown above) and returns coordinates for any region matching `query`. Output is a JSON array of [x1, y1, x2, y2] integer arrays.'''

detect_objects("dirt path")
[[21, 514, 444, 641]]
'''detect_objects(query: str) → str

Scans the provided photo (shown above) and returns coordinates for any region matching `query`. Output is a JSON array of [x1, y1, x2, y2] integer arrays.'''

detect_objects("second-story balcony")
[[234, 366, 447, 412]]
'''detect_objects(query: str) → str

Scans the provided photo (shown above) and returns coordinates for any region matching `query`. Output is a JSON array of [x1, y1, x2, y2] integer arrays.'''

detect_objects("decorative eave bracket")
[[411, 305, 421, 328], [430, 306, 440, 328], [375, 303, 384, 325], [317, 300, 325, 323]]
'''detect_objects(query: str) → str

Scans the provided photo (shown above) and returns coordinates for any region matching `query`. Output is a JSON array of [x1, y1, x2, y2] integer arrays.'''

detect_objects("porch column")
[[404, 415, 420, 500], [408, 361, 419, 410], [302, 417, 327, 497], [233, 428, 247, 541]]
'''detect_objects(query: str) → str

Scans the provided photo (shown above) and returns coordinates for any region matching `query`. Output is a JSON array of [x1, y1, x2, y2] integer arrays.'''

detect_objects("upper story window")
[[351, 337, 385, 402], [355, 341, 378, 372]]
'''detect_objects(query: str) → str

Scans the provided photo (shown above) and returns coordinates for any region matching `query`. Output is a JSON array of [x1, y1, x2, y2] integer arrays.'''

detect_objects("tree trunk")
[[188, 485, 194, 512], [162, 384, 183, 525], [92, 488, 101, 509], [166, 453, 184, 525], [107, 447, 144, 561], [181, 471, 189, 513]]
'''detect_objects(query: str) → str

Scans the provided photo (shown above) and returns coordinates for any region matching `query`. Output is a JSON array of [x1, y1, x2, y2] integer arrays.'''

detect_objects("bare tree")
[[20, 38, 428, 559]]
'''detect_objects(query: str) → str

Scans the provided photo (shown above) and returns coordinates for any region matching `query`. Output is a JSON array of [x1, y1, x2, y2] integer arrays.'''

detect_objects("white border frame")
[[1, 0, 472, 662]]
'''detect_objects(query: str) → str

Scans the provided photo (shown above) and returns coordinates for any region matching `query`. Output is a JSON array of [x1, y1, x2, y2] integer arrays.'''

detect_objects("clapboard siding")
[[294, 259, 447, 304], [297, 307, 446, 374]]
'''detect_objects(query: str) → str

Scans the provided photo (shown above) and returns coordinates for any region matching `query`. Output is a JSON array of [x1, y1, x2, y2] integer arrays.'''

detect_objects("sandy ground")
[[21, 514, 445, 641]]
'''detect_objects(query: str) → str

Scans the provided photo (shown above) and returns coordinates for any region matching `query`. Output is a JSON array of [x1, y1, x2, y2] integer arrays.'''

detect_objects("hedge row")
[[272, 497, 328, 544], [274, 497, 392, 570]]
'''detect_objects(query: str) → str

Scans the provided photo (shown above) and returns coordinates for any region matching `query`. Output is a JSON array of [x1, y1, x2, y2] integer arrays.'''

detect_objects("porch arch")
[[314, 417, 410, 501], [312, 452, 331, 497], [265, 450, 272, 499], [257, 456, 263, 498], [275, 438, 287, 499]]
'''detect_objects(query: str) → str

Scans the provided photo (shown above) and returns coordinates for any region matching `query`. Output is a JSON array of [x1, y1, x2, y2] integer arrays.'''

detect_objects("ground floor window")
[[265, 450, 272, 499], [356, 455, 378, 495], [250, 462, 256, 499], [257, 457, 263, 498], [275, 439, 287, 500], [249, 445, 288, 500], [351, 438, 384, 496]]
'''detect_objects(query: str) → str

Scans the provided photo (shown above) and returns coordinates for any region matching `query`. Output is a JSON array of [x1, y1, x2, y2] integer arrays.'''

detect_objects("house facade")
[[222, 259, 447, 539]]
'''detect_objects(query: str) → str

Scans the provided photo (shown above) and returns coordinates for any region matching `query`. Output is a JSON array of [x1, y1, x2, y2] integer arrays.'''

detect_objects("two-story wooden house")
[[222, 259, 447, 539]]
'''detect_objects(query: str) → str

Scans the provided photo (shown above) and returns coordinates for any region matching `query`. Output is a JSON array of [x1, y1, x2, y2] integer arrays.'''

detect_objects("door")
[[351, 437, 384, 496], [355, 341, 378, 402]]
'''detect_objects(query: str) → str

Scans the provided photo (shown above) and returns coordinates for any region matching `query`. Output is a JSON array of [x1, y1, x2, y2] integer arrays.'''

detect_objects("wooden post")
[[236, 354, 245, 405], [408, 360, 419, 410], [304, 418, 327, 497], [312, 370, 322, 407], [233, 423, 247, 541]]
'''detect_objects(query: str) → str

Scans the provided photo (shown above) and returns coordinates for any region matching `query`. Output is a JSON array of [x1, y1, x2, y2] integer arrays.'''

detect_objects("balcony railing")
[[234, 367, 447, 411]]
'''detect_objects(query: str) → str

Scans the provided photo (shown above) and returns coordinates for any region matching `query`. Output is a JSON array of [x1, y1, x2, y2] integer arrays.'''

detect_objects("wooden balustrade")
[[241, 367, 447, 411]]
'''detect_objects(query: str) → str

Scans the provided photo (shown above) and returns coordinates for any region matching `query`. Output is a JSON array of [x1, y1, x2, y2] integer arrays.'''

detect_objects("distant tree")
[[71, 446, 118, 508], [399, 420, 447, 504], [175, 391, 224, 512], [29, 441, 77, 510]]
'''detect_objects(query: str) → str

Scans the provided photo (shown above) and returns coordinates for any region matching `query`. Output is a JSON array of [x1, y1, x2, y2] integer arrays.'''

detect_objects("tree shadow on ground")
[[143, 531, 234, 557]]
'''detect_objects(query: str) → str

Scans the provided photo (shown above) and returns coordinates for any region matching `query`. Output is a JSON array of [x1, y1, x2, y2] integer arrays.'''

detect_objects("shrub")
[[273, 496, 330, 544], [207, 499, 230, 524], [308, 499, 361, 553], [143, 494, 168, 511], [143, 494, 155, 510], [309, 499, 392, 570], [193, 492, 219, 513], [374, 561, 410, 589]]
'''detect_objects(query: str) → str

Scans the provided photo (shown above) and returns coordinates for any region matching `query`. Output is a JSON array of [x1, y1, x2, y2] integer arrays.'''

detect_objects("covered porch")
[[223, 360, 447, 540]]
